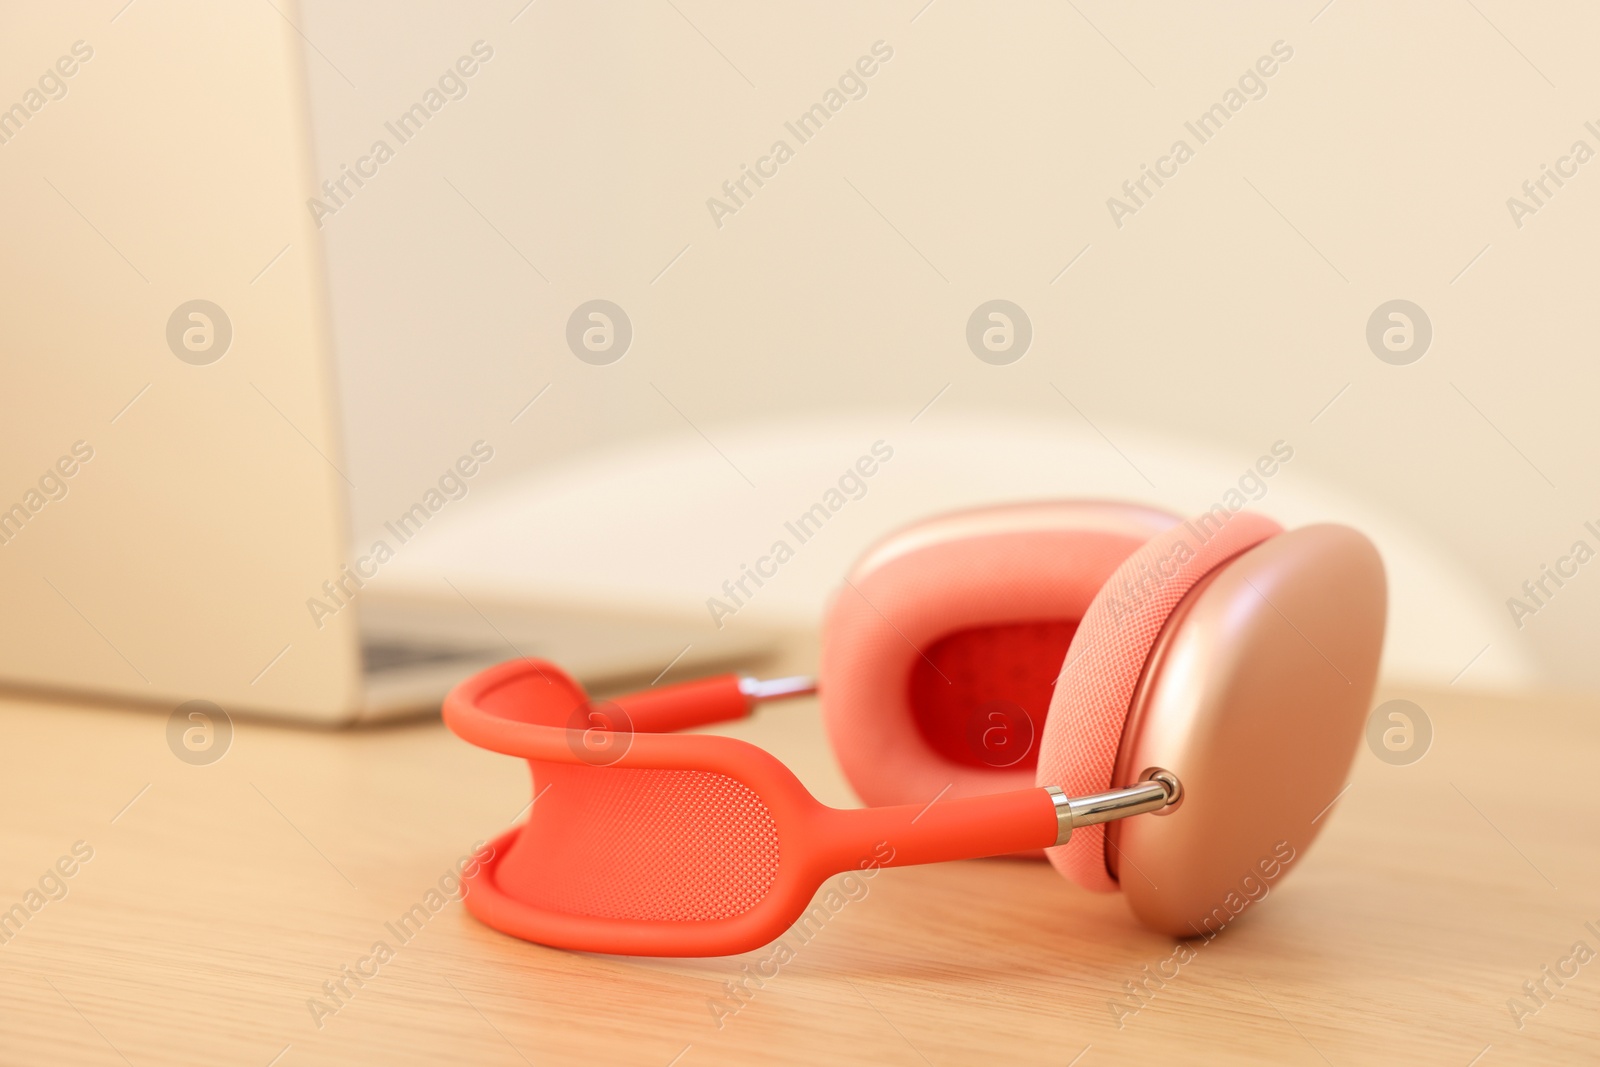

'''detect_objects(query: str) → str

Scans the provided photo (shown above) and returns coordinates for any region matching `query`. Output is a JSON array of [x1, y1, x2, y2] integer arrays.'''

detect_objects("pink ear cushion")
[[1036, 511, 1283, 892], [820, 502, 1180, 812]]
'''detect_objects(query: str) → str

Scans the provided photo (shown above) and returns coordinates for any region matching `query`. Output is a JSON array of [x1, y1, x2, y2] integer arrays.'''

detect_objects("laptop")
[[0, 4, 770, 723]]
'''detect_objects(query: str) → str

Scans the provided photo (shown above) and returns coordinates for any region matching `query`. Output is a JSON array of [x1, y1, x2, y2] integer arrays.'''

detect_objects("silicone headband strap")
[[444, 658, 1180, 956]]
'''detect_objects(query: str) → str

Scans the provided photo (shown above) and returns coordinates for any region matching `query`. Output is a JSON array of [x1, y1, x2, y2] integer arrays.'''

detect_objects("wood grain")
[[1, 647, 1595, 1065]]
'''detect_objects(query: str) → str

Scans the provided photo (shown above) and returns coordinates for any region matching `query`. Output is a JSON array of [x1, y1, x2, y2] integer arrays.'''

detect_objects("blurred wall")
[[297, 1, 1599, 692]]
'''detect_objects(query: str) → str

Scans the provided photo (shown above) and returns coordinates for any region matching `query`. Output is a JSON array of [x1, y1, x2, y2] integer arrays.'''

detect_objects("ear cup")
[[1036, 511, 1282, 892], [820, 501, 1180, 812]]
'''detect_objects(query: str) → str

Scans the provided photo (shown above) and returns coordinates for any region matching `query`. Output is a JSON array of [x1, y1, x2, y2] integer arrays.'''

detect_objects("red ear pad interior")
[[907, 620, 1080, 770], [820, 501, 1180, 811], [1036, 511, 1283, 892]]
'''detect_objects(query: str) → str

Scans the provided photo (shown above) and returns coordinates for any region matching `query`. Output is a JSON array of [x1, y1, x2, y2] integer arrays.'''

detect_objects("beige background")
[[299, 0, 1600, 693], [3, 1, 1597, 702]]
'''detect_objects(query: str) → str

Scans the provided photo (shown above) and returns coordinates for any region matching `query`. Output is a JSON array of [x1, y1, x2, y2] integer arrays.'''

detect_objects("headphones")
[[444, 500, 1386, 956]]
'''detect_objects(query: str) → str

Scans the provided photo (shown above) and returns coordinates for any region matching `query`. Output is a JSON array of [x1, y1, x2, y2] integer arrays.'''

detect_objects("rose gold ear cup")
[[1107, 524, 1386, 937]]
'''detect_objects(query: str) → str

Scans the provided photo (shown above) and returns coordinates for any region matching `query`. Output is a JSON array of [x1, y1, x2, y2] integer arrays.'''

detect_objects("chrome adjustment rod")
[[1045, 770, 1182, 847], [736, 677, 1182, 848], [738, 675, 818, 702]]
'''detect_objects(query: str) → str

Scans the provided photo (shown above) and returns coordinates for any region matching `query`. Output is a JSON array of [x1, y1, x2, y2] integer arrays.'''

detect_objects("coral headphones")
[[444, 501, 1386, 956]]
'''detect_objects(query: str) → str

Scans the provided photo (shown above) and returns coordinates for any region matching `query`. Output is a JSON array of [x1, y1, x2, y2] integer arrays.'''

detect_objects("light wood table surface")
[[3, 640, 1597, 1066]]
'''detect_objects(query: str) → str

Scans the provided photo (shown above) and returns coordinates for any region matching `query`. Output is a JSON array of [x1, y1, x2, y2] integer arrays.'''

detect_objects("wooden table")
[[3, 642, 1596, 1066]]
